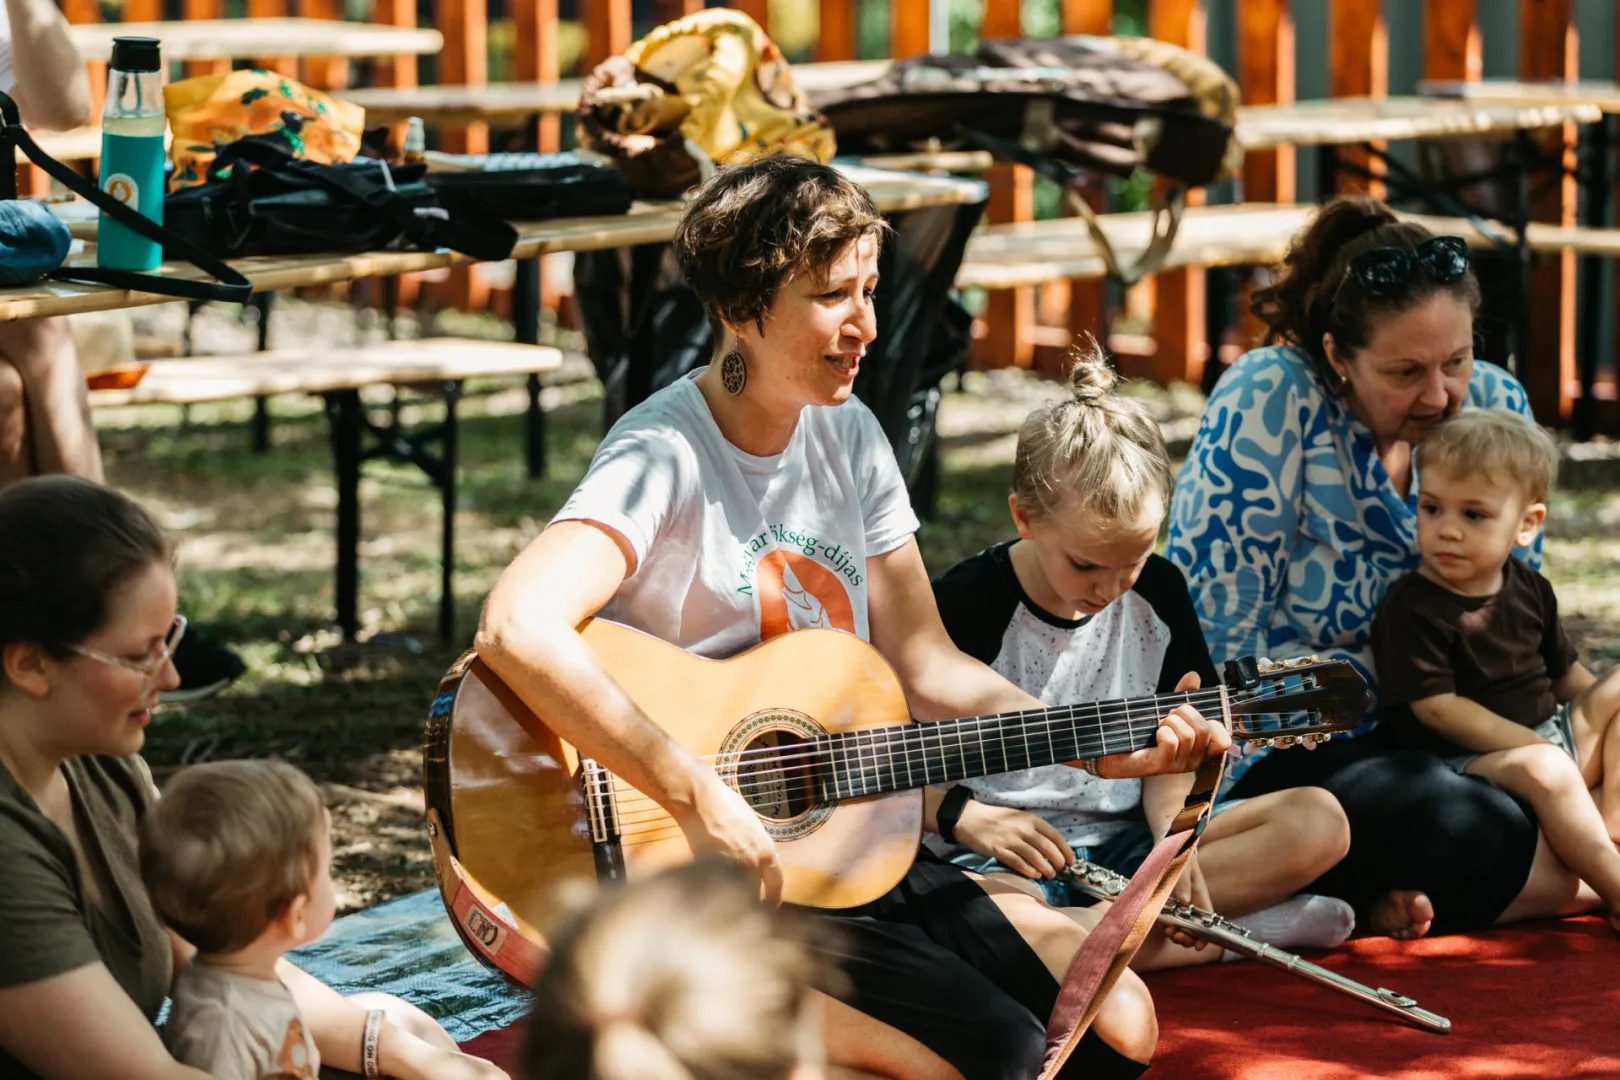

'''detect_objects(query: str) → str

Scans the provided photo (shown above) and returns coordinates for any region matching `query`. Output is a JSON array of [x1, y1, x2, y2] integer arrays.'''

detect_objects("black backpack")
[[814, 35, 1243, 284], [164, 137, 518, 261]]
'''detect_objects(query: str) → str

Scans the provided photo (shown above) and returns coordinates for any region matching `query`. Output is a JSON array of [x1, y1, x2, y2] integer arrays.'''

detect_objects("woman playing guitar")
[[474, 156, 1230, 1080]]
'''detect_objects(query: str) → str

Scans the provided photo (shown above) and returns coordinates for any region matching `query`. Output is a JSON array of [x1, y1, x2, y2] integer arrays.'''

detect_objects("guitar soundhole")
[[736, 729, 818, 822]]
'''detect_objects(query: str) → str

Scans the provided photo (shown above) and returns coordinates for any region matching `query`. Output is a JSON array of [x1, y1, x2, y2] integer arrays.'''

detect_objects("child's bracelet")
[[362, 1009, 386, 1079]]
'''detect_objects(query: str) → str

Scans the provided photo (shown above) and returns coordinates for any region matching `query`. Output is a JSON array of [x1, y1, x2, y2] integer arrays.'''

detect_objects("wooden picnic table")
[[1234, 96, 1601, 151], [342, 59, 889, 126], [67, 18, 442, 63], [0, 165, 982, 322], [1418, 79, 1620, 115]]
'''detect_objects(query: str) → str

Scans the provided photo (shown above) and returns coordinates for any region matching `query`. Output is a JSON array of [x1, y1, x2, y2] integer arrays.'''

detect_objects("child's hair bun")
[[1065, 335, 1119, 405]]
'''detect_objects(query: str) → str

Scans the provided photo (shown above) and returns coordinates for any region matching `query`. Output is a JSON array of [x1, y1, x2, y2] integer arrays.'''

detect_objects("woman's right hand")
[[674, 769, 784, 904], [954, 800, 1075, 880]]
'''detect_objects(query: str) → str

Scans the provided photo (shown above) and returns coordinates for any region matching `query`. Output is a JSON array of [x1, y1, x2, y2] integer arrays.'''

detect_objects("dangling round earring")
[[720, 349, 748, 396]]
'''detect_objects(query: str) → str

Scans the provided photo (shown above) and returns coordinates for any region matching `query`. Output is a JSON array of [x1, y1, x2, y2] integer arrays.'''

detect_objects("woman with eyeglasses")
[[1166, 195, 1592, 940], [0, 476, 508, 1080]]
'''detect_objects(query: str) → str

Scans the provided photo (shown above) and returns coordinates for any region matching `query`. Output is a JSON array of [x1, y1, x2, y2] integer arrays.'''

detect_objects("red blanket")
[[464, 916, 1620, 1078], [1148, 915, 1620, 1079]]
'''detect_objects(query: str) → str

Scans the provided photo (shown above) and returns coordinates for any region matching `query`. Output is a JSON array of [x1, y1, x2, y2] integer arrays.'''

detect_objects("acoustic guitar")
[[422, 619, 1368, 983]]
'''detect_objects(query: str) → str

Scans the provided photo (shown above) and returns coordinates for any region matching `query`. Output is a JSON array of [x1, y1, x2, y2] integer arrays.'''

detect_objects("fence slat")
[[1146, 0, 1206, 389], [299, 0, 349, 90], [585, 0, 634, 70], [977, 0, 1035, 370], [654, 0, 705, 22], [1062, 0, 1113, 368], [249, 0, 298, 78], [892, 0, 929, 59], [179, 0, 229, 77], [1327, 0, 1387, 196], [1238, 0, 1294, 205], [1519, 0, 1578, 421], [371, 0, 418, 89], [733, 0, 771, 32], [1423, 0, 1480, 81], [817, 0, 856, 61], [515, 0, 561, 151]]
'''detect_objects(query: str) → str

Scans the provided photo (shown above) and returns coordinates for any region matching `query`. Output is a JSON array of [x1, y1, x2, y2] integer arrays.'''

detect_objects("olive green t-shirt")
[[0, 755, 172, 1078]]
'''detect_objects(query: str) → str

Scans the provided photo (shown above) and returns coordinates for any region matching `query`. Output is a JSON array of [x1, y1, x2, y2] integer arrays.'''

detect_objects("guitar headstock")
[[1224, 655, 1372, 748]]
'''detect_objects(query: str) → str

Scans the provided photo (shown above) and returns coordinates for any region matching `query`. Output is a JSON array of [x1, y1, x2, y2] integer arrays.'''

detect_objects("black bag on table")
[[164, 136, 517, 261], [422, 151, 634, 223], [814, 35, 1243, 285]]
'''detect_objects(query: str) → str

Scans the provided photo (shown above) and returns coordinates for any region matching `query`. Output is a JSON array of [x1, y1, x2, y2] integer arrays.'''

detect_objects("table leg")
[[439, 379, 460, 642], [325, 389, 363, 641], [514, 257, 545, 479], [1203, 263, 1234, 396], [252, 292, 275, 454], [1575, 115, 1611, 442]]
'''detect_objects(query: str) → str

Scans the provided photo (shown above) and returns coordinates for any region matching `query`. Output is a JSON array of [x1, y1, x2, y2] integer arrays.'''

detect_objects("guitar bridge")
[[580, 757, 621, 845]]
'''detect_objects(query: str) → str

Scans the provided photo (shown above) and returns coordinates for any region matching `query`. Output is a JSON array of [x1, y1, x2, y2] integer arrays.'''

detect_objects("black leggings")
[[811, 854, 1148, 1080], [1228, 728, 1541, 934]]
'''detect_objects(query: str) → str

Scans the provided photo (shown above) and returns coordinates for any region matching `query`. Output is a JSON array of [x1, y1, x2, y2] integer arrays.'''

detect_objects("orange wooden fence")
[[31, 0, 1604, 421]]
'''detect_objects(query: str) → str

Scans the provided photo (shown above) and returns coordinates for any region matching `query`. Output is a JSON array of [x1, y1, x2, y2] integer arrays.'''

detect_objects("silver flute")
[[1061, 860, 1452, 1034]]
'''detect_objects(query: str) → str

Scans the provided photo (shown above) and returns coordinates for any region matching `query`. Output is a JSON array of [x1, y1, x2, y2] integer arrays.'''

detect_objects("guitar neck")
[[817, 689, 1216, 802]]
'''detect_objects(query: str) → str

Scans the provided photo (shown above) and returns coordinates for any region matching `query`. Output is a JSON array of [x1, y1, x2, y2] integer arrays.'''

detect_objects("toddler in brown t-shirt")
[[1371, 410, 1620, 932]]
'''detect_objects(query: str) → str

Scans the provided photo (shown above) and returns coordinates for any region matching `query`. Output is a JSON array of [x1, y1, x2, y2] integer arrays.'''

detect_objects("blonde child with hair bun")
[[522, 860, 827, 1080], [1373, 408, 1620, 933], [928, 340, 1358, 968]]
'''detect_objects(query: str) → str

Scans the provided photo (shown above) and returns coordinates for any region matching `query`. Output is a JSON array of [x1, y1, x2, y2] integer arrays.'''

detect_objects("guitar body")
[[424, 619, 921, 957]]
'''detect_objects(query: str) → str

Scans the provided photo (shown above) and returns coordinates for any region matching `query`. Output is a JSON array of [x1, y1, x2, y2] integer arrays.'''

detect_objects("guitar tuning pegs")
[[1251, 738, 1274, 748], [1275, 736, 1301, 748]]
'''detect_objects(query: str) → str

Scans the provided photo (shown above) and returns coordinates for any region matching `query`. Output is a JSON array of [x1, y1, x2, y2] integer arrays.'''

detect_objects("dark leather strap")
[[1037, 750, 1227, 1079], [0, 89, 253, 303]]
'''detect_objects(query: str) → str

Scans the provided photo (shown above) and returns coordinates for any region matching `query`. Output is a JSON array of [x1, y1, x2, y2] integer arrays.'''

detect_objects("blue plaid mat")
[[288, 889, 529, 1043]]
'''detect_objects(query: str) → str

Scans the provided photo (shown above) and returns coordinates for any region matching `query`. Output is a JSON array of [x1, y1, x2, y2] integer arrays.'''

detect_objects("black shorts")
[[801, 852, 1059, 1080]]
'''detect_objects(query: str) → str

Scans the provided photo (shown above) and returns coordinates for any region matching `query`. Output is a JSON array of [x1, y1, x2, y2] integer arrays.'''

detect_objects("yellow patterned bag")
[[577, 8, 835, 197], [164, 70, 366, 189]]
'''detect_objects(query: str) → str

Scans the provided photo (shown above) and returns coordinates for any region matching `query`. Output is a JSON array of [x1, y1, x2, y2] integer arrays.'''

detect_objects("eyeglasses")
[[1332, 235, 1470, 305], [64, 615, 187, 680]]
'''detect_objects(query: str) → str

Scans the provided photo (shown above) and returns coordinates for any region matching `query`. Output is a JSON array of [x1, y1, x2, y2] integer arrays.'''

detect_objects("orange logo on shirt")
[[756, 549, 855, 640], [278, 1017, 319, 1078]]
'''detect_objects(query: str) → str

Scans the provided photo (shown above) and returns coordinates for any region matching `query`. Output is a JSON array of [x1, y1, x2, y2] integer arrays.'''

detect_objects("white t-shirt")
[[929, 546, 1219, 849], [555, 371, 919, 658], [164, 962, 321, 1080]]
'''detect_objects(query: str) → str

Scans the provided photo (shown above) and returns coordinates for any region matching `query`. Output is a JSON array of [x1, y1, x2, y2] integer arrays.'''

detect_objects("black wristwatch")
[[936, 785, 974, 844]]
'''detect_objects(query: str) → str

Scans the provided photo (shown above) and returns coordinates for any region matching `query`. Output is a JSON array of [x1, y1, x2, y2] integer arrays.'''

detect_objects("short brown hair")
[[0, 477, 172, 664], [1011, 337, 1174, 528], [524, 860, 829, 1080], [673, 155, 889, 334], [141, 760, 327, 954], [1251, 195, 1481, 390], [1418, 409, 1559, 503]]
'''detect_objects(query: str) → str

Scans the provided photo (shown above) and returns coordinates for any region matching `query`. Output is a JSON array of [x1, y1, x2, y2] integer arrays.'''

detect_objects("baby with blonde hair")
[[1373, 408, 1620, 932], [523, 859, 827, 1080], [928, 339, 1355, 968]]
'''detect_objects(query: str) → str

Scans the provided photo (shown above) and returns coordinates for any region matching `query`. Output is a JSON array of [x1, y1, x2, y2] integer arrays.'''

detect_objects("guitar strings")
[[593, 682, 1319, 819], [599, 689, 1320, 820]]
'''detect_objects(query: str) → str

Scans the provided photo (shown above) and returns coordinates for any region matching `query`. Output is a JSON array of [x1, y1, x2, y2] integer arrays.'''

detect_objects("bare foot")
[[1369, 890, 1434, 940]]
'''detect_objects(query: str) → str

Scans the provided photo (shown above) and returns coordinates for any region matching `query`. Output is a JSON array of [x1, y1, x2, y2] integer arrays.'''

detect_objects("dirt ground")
[[113, 298, 1620, 914]]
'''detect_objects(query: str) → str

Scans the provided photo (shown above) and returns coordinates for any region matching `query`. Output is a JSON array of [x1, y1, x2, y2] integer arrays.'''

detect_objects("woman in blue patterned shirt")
[[1168, 196, 1593, 938]]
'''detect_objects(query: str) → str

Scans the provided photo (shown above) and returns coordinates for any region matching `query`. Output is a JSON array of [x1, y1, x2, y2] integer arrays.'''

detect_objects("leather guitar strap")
[[1037, 749, 1228, 1080]]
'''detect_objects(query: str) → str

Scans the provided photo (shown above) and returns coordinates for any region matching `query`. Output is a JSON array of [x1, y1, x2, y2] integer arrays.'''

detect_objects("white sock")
[[1217, 894, 1356, 961]]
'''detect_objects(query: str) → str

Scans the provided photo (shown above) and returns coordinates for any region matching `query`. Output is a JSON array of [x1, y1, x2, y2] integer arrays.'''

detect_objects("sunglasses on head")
[[1332, 235, 1470, 304]]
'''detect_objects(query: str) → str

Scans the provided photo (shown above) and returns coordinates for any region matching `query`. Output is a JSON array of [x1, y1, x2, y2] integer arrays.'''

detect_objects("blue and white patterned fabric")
[[1165, 344, 1538, 787]]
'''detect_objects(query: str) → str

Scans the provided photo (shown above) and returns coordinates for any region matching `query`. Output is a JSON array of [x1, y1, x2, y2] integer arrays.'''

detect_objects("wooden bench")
[[91, 338, 563, 642], [957, 201, 1620, 291]]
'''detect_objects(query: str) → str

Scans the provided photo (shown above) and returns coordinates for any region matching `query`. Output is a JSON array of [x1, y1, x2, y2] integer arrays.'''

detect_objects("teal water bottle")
[[97, 36, 167, 272]]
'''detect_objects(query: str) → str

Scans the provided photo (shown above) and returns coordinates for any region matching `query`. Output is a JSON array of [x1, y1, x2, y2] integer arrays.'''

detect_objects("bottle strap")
[[0, 89, 253, 304]]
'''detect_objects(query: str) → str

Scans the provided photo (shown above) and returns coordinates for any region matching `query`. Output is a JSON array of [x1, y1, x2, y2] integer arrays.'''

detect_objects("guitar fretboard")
[[814, 692, 1204, 802]]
